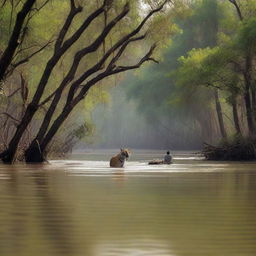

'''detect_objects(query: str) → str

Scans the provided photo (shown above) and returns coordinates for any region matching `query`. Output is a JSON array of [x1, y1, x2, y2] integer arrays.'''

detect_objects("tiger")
[[110, 148, 130, 168]]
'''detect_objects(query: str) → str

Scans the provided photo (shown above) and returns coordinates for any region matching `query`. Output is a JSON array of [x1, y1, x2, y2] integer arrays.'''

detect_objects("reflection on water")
[[94, 239, 174, 256], [0, 150, 256, 256]]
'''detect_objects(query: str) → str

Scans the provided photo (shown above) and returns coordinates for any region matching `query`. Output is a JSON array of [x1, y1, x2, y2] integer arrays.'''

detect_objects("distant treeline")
[[94, 0, 256, 150]]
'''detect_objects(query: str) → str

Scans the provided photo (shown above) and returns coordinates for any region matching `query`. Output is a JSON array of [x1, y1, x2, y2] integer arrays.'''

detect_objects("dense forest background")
[[91, 0, 256, 150], [1, 0, 256, 161]]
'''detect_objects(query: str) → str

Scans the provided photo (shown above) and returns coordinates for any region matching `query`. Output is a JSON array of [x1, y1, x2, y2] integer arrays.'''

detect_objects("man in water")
[[164, 151, 172, 164]]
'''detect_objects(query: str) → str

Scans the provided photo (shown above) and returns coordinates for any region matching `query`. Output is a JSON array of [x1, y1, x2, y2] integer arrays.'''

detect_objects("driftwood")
[[202, 138, 256, 160]]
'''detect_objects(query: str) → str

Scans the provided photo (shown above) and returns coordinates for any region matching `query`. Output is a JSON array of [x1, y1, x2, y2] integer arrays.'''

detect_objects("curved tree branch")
[[0, 0, 36, 82], [228, 0, 243, 21]]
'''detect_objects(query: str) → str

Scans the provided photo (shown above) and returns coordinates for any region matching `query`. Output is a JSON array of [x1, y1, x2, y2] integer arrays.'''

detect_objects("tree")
[[175, 47, 242, 137], [0, 0, 169, 163]]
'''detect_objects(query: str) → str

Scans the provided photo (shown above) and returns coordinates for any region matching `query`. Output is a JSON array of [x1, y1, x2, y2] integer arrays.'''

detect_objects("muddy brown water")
[[0, 150, 256, 256]]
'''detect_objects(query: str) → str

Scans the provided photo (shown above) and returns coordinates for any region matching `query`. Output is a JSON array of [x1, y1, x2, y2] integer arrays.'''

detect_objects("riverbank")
[[202, 136, 256, 161]]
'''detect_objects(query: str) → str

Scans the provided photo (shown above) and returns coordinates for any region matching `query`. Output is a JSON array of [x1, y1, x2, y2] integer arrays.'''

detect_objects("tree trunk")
[[0, 102, 38, 163], [251, 87, 256, 125], [25, 105, 76, 162], [243, 70, 255, 135], [244, 90, 254, 135], [214, 89, 227, 139], [231, 96, 241, 135], [24, 140, 45, 163], [24, 85, 66, 162], [0, 58, 59, 163]]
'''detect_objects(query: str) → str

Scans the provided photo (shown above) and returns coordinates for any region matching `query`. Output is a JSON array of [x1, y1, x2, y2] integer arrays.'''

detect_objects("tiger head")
[[120, 148, 130, 159]]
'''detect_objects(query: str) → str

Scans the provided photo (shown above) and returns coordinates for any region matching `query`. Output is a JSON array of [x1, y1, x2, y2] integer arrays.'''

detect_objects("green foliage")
[[72, 122, 94, 140], [175, 46, 240, 93], [236, 17, 256, 51]]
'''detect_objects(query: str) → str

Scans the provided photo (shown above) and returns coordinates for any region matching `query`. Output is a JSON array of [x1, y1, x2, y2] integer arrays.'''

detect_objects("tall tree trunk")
[[24, 104, 77, 162], [243, 65, 255, 135], [0, 0, 36, 82], [251, 86, 256, 125], [214, 89, 227, 139], [243, 89, 254, 135], [24, 83, 68, 162], [0, 58, 59, 163], [231, 95, 241, 135]]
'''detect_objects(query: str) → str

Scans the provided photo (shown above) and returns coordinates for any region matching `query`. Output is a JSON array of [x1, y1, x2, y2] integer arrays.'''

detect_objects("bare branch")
[[0, 112, 20, 123], [32, 0, 51, 12], [131, 0, 168, 36], [228, 0, 243, 21], [109, 44, 157, 73], [1, 0, 8, 8], [11, 40, 53, 69], [107, 34, 147, 70], [148, 57, 159, 64], [20, 73, 28, 104], [14, 44, 39, 57], [6, 88, 21, 98]]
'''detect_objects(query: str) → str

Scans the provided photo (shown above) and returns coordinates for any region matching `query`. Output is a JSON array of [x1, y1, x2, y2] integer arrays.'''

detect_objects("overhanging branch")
[[73, 43, 158, 104]]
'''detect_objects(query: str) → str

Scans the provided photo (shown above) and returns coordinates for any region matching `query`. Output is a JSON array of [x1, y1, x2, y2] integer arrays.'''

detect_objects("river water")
[[0, 150, 256, 256]]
